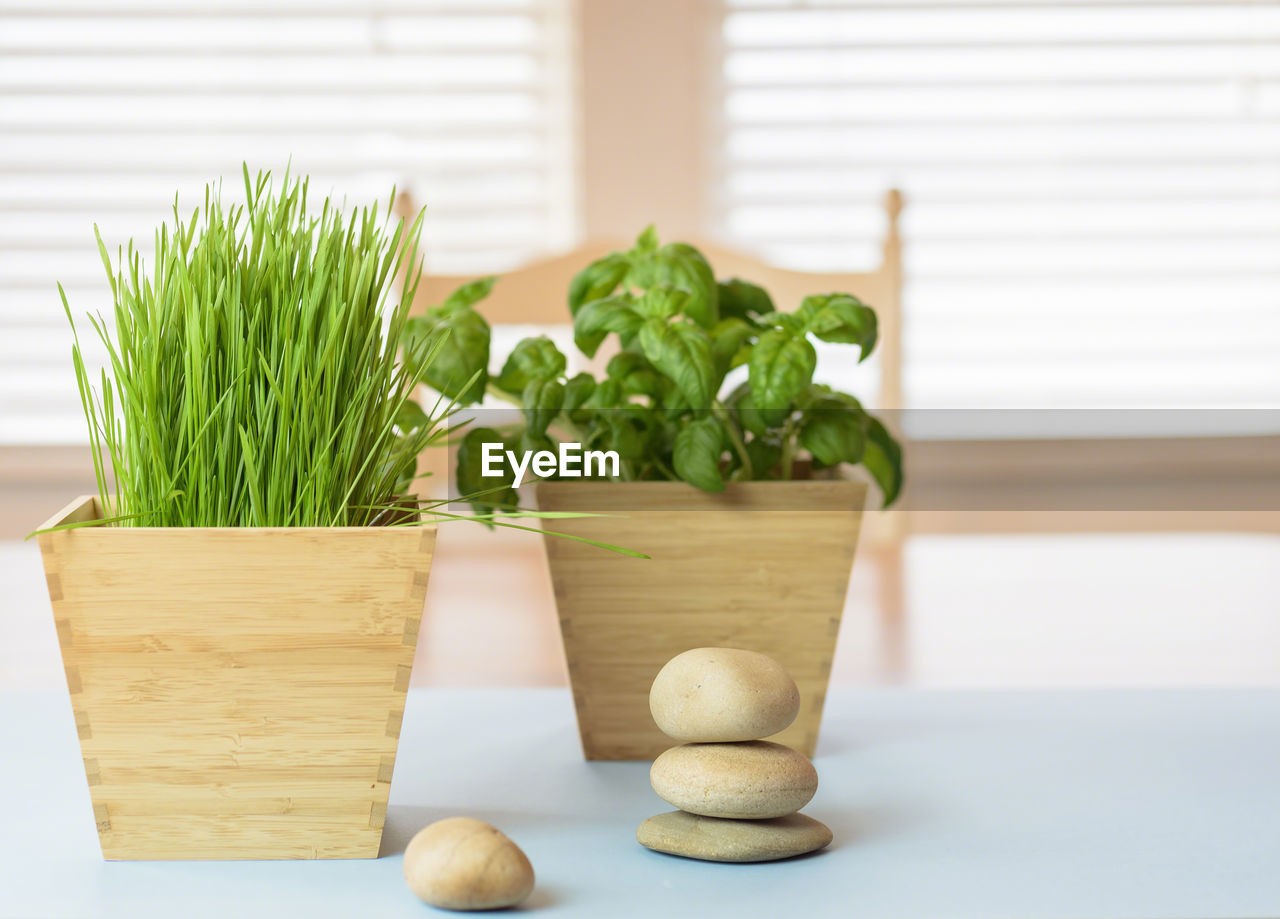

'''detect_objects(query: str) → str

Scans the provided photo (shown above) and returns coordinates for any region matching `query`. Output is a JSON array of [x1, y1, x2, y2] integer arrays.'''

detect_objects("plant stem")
[[712, 400, 753, 480], [779, 417, 799, 479], [651, 453, 677, 480]]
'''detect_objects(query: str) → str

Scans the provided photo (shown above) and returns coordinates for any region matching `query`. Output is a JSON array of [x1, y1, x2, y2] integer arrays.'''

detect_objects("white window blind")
[[0, 0, 575, 444], [713, 0, 1280, 426]]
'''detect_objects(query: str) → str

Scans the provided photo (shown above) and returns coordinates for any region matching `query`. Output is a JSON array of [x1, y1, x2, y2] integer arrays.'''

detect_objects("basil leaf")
[[631, 225, 660, 257], [796, 293, 878, 360], [635, 285, 690, 320], [585, 378, 622, 409], [573, 294, 642, 357], [522, 377, 564, 438], [800, 407, 867, 468], [444, 275, 497, 310], [748, 328, 815, 426], [795, 382, 832, 412], [717, 278, 774, 326], [673, 416, 726, 492], [659, 380, 691, 421], [568, 253, 630, 317], [735, 386, 772, 436], [599, 411, 645, 460], [646, 413, 678, 456], [404, 308, 489, 405], [759, 311, 802, 336], [607, 351, 664, 398], [393, 398, 429, 433], [657, 243, 718, 327], [637, 319, 715, 408], [862, 416, 904, 507], [562, 372, 596, 422], [710, 317, 755, 381], [494, 335, 567, 395], [629, 243, 718, 328], [456, 426, 517, 516], [606, 350, 650, 379], [744, 436, 783, 479]]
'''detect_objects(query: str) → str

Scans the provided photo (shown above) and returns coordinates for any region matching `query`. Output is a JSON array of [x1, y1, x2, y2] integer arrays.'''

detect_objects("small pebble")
[[637, 810, 833, 862], [649, 647, 800, 743], [403, 817, 535, 911], [650, 740, 818, 819]]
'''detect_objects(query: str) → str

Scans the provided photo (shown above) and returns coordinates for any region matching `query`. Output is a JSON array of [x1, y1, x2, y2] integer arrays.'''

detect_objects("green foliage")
[[495, 336, 567, 394], [717, 278, 774, 325], [60, 167, 451, 528], [402, 278, 494, 405], [795, 292, 878, 356], [521, 378, 564, 438], [414, 226, 904, 510], [673, 416, 727, 492], [456, 426, 519, 511], [749, 328, 818, 427], [637, 319, 715, 407]]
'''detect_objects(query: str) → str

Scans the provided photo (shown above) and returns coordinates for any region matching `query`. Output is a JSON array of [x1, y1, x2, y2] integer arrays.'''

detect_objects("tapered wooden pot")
[[536, 479, 866, 761], [36, 496, 435, 860]]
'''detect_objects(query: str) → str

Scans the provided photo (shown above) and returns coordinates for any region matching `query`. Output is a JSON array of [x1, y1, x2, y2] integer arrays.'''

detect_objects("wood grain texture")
[[535, 480, 866, 760], [36, 497, 435, 860]]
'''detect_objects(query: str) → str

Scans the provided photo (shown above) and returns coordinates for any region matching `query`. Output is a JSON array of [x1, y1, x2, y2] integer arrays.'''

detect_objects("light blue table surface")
[[1, 686, 1278, 919]]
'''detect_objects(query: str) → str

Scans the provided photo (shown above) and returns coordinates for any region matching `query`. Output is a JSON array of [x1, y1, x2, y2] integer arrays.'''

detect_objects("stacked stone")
[[636, 648, 833, 863]]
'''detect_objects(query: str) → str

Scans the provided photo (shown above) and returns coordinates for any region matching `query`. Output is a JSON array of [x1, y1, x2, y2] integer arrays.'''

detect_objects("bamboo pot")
[[535, 479, 866, 761], [36, 496, 435, 860]]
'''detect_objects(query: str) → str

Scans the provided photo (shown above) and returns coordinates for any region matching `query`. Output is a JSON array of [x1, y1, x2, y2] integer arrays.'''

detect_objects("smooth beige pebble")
[[403, 817, 535, 911], [650, 741, 818, 819], [649, 647, 800, 743], [637, 810, 833, 862]]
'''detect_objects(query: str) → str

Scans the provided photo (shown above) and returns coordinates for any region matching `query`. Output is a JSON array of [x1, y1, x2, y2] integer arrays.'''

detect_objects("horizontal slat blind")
[[714, 0, 1280, 423], [0, 0, 574, 444]]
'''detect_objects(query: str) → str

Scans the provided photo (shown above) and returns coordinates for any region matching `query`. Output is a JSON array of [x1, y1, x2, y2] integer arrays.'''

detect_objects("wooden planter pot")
[[36, 496, 435, 860], [536, 479, 866, 761]]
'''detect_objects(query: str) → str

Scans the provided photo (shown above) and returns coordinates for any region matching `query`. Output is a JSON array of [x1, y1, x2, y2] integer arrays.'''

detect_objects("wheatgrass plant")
[[61, 167, 448, 528]]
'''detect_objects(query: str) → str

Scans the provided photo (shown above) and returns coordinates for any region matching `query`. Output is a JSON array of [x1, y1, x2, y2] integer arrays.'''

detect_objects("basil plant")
[[401, 227, 903, 513]]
